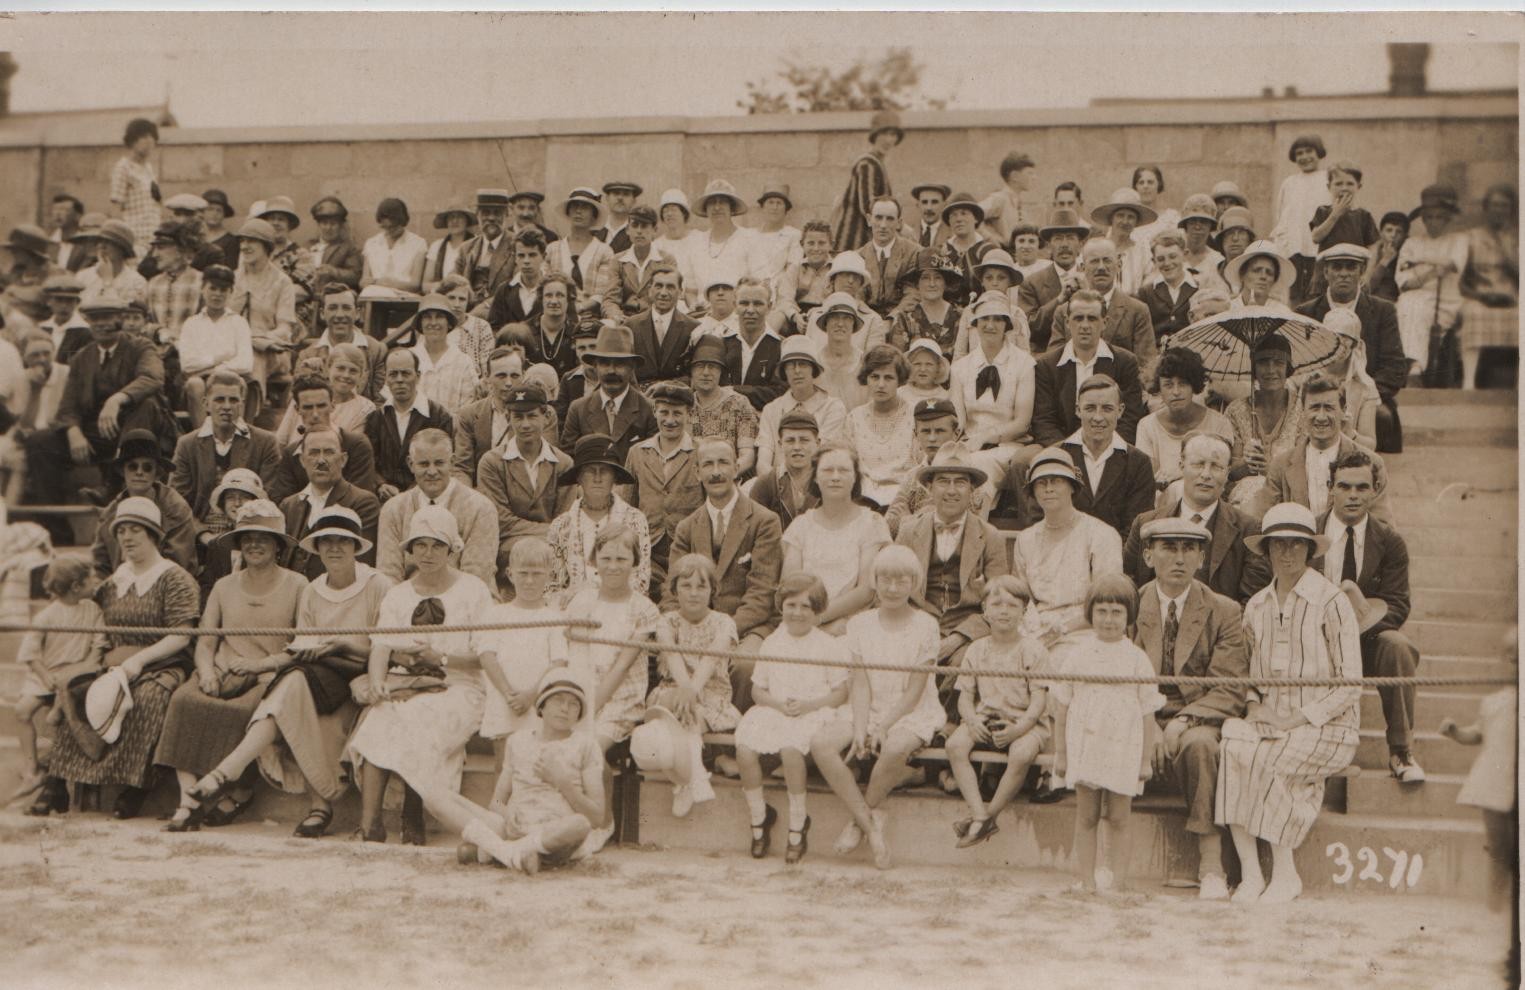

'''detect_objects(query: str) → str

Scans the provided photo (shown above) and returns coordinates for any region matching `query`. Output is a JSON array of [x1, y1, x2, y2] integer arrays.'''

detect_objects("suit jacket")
[[476, 440, 573, 546], [629, 308, 697, 385], [856, 235, 921, 316], [592, 224, 632, 255], [1045, 289, 1159, 377], [1057, 439, 1156, 538], [451, 397, 503, 484], [1255, 435, 1391, 523], [561, 387, 657, 456], [363, 399, 456, 493], [280, 479, 381, 578], [895, 510, 1011, 641], [1297, 292, 1407, 398], [486, 279, 542, 331], [376, 481, 499, 589], [1313, 511, 1410, 640], [667, 493, 783, 640], [904, 220, 953, 250], [1017, 263, 1081, 350], [721, 333, 785, 411], [1133, 579, 1249, 721], [55, 324, 95, 367], [1030, 344, 1148, 447], [454, 233, 517, 306], [268, 428, 380, 503], [1135, 278, 1198, 342], [170, 425, 283, 520], [748, 471, 819, 532], [309, 239, 364, 297], [56, 335, 166, 440], [624, 435, 703, 542], [1123, 496, 1270, 605], [605, 248, 675, 317]]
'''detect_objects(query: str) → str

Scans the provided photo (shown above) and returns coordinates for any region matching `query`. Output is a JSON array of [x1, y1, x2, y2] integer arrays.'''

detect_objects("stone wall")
[[4, 94, 1515, 247]]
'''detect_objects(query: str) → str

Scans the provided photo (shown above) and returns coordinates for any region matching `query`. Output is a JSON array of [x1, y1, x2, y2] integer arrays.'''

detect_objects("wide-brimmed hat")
[[256, 195, 301, 229], [867, 109, 905, 145], [1246, 502, 1331, 557], [696, 179, 747, 217], [562, 187, 605, 225], [85, 667, 134, 746], [4, 224, 53, 262], [42, 273, 84, 298], [216, 498, 292, 550], [236, 218, 278, 247], [94, 220, 137, 258], [974, 248, 1024, 286], [942, 192, 985, 225], [585, 322, 640, 363], [756, 183, 793, 210], [561, 433, 636, 487], [475, 188, 513, 209], [818, 291, 864, 332], [1140, 517, 1212, 544], [1409, 183, 1461, 221], [827, 252, 870, 282], [1092, 187, 1158, 228], [414, 293, 460, 330], [1039, 207, 1092, 242], [1224, 240, 1295, 297], [910, 182, 952, 201], [110, 495, 164, 540], [164, 192, 208, 213], [404, 504, 464, 554], [503, 383, 549, 412], [309, 196, 349, 222], [1177, 194, 1218, 228], [969, 289, 1015, 326], [203, 189, 235, 218], [67, 212, 106, 244], [1025, 447, 1081, 491], [1340, 579, 1389, 634], [113, 428, 170, 476], [602, 180, 643, 197], [1210, 181, 1249, 208], [689, 335, 727, 370], [209, 468, 267, 511], [1211, 206, 1257, 251], [896, 247, 962, 298], [297, 504, 373, 556], [917, 439, 988, 488], [79, 291, 129, 317], [777, 335, 824, 377], [657, 188, 691, 220]]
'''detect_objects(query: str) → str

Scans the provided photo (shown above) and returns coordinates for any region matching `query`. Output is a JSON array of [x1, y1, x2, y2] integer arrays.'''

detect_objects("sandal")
[[956, 816, 1000, 849], [784, 816, 811, 865], [749, 805, 777, 859], [293, 808, 332, 839], [951, 817, 973, 839]]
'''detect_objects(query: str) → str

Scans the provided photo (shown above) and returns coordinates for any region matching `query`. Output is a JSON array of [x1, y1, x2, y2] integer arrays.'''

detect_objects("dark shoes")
[[956, 816, 999, 849], [749, 805, 778, 859], [401, 787, 427, 846], [24, 778, 68, 817], [785, 816, 811, 865], [293, 808, 333, 839], [1029, 771, 1064, 804], [111, 786, 147, 820]]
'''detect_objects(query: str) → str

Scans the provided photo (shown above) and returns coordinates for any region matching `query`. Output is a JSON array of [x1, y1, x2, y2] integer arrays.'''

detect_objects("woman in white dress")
[[1269, 134, 1331, 301], [843, 346, 918, 508], [653, 188, 701, 309], [360, 197, 428, 295], [780, 442, 891, 633], [1395, 184, 1470, 376], [949, 291, 1040, 482], [346, 506, 497, 845]]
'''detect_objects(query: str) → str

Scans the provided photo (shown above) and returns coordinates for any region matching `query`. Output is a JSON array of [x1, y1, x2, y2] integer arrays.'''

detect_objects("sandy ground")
[[0, 810, 1512, 990]]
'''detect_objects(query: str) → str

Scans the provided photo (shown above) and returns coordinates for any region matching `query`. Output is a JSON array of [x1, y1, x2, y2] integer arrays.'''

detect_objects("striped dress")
[[1215, 567, 1361, 847]]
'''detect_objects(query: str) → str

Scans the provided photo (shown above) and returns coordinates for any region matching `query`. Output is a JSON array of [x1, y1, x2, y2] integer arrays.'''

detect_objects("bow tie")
[[975, 365, 1001, 400], [935, 521, 962, 536]]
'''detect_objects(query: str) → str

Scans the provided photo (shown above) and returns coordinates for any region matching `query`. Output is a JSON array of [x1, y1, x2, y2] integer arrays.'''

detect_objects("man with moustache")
[[300, 285, 388, 400], [476, 383, 573, 577], [279, 427, 381, 578], [454, 188, 517, 307], [1018, 209, 1089, 349], [364, 349, 455, 500], [559, 322, 656, 454], [375, 428, 498, 588], [506, 190, 560, 245], [268, 375, 379, 502], [855, 197, 921, 318], [1030, 291, 1148, 447], [905, 183, 953, 248], [593, 180, 642, 254], [1041, 237, 1157, 376]]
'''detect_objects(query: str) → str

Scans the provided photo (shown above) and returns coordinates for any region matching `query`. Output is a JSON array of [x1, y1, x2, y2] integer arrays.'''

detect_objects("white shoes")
[[671, 785, 694, 819], [1198, 873, 1231, 901], [1232, 874, 1266, 904], [1259, 874, 1303, 903], [869, 810, 891, 870], [834, 820, 864, 855]]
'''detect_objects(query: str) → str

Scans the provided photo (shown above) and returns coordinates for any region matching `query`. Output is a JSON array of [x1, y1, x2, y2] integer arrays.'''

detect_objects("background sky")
[[3, 13, 1518, 129]]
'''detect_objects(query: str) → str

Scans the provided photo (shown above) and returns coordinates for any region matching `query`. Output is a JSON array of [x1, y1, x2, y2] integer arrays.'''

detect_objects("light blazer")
[[1254, 435, 1391, 524], [1030, 343, 1148, 447], [1313, 510, 1411, 640], [1133, 578, 1249, 722], [895, 509, 1011, 642], [170, 425, 284, 520], [280, 479, 381, 579], [547, 238, 619, 321], [376, 481, 499, 589], [560, 387, 658, 456], [1045, 288, 1159, 378], [667, 493, 783, 641], [628, 308, 698, 385], [475, 440, 574, 548], [856, 235, 922, 316], [1124, 497, 1270, 605]]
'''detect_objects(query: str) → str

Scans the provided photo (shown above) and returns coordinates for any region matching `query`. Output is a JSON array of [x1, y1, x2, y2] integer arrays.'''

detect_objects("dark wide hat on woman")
[[562, 433, 636, 487]]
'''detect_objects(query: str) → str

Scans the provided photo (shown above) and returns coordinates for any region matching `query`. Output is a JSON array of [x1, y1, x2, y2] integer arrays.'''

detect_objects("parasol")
[[1164, 306, 1343, 383]]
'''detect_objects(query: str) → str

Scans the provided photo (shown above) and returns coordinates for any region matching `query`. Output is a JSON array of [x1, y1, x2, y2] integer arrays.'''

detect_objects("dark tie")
[[877, 252, 889, 294], [1341, 525, 1359, 583], [921, 225, 933, 247], [1162, 600, 1179, 675], [570, 255, 584, 289], [711, 512, 727, 561], [975, 365, 1001, 400]]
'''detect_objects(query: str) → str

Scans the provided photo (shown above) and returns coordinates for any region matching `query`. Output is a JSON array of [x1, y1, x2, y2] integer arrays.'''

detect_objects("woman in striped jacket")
[[1215, 502, 1362, 905]]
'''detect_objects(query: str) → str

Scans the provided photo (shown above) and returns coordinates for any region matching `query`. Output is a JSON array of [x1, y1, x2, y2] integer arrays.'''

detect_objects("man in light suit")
[[605, 206, 671, 318], [1041, 237, 1158, 377], [452, 346, 523, 484], [279, 428, 380, 579], [629, 265, 696, 386], [475, 383, 573, 578], [1018, 208, 1089, 349], [1254, 374, 1390, 523], [1315, 447, 1424, 782], [1030, 291, 1148, 446], [170, 369, 282, 521], [855, 197, 921, 318], [454, 189, 517, 308], [1134, 517, 1249, 900], [1124, 432, 1270, 605], [375, 428, 498, 588], [559, 323, 656, 456]]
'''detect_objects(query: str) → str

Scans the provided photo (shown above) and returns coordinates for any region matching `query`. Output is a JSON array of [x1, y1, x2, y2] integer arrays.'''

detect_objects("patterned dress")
[[832, 151, 889, 253], [1462, 225, 1521, 351], [547, 494, 652, 597], [110, 155, 160, 256], [893, 302, 963, 360], [1225, 383, 1304, 512], [562, 587, 660, 743], [648, 610, 741, 733], [48, 561, 201, 788], [692, 387, 759, 465], [843, 400, 918, 507]]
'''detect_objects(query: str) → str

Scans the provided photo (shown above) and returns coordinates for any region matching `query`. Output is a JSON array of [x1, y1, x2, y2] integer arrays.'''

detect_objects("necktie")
[[712, 511, 727, 560], [570, 255, 584, 289], [1163, 600, 1179, 675], [975, 364, 1001, 400], [877, 251, 889, 295], [921, 224, 933, 247], [605, 398, 618, 435], [1341, 525, 1358, 583], [1191, 513, 1204, 525]]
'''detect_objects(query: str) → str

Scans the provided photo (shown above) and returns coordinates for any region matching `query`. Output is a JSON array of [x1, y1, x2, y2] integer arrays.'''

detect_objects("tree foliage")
[[739, 48, 949, 115]]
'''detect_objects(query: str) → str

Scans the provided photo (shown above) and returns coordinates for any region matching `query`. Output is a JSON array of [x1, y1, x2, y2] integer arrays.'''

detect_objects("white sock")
[[462, 820, 516, 864], [788, 792, 807, 832], [743, 787, 767, 827]]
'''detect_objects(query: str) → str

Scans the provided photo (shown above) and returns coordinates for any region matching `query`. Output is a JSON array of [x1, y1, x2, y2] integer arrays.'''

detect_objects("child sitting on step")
[[481, 538, 567, 766]]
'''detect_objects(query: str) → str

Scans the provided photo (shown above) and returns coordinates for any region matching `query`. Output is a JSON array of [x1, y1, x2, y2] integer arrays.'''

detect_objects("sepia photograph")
[[0, 9, 1517, 988]]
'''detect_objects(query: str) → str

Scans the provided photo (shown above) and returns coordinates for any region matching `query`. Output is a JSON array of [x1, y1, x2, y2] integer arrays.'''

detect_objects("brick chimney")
[[1388, 43, 1430, 97], [0, 53, 16, 117]]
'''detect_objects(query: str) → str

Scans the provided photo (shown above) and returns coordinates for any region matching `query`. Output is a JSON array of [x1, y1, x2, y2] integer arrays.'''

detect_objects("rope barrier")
[[0, 618, 599, 639]]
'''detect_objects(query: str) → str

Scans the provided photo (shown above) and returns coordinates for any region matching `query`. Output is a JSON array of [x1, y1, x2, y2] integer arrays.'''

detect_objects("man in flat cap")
[[593, 180, 643, 254]]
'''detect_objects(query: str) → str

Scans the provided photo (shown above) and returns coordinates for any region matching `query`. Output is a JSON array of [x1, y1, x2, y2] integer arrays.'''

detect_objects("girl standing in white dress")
[[1052, 574, 1165, 893]]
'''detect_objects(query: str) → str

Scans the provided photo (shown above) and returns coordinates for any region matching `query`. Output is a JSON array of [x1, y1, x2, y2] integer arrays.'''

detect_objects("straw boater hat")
[[657, 188, 691, 220], [974, 248, 1024, 286], [1244, 503, 1332, 557], [696, 179, 747, 217], [817, 291, 864, 332], [110, 495, 164, 541], [216, 498, 292, 550], [867, 109, 905, 145], [1091, 187, 1159, 228], [475, 188, 513, 209], [210, 468, 267, 512], [1025, 447, 1081, 492], [585, 322, 641, 363], [404, 504, 464, 554], [297, 505, 373, 556], [777, 335, 824, 377], [562, 187, 605, 225], [916, 439, 988, 488], [433, 202, 478, 229], [941, 192, 985, 225], [256, 195, 301, 229], [1039, 207, 1092, 243], [560, 434, 636, 487], [1224, 240, 1296, 298]]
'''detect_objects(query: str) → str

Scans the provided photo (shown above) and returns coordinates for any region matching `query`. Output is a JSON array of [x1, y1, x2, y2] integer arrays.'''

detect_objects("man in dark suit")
[[169, 369, 282, 520], [1018, 208, 1089, 348], [629, 265, 696, 386], [268, 375, 379, 502], [1042, 237, 1158, 377], [28, 291, 176, 503], [454, 188, 517, 308], [364, 348, 454, 500], [559, 323, 656, 456], [1315, 447, 1425, 783], [1030, 290, 1147, 446], [722, 279, 785, 411], [1296, 243, 1408, 452], [279, 428, 381, 579], [1052, 374, 1154, 537], [1135, 231, 1198, 342], [1134, 517, 1249, 899], [592, 180, 641, 254], [451, 346, 522, 484], [1124, 432, 1269, 604], [476, 384, 573, 576], [485, 228, 548, 330], [905, 183, 953, 248], [855, 197, 921, 318]]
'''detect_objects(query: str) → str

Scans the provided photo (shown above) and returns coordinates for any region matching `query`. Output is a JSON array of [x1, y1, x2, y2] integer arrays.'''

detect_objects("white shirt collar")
[[1324, 512, 1369, 541], [109, 556, 175, 598], [1178, 498, 1219, 527], [307, 563, 382, 604], [197, 418, 251, 439], [599, 387, 631, 413], [416, 478, 457, 506], [383, 391, 432, 419], [707, 489, 739, 525], [734, 327, 781, 347], [1156, 581, 1191, 618], [1149, 270, 1199, 289], [501, 435, 560, 466], [1057, 337, 1114, 366], [1065, 429, 1129, 454], [635, 432, 696, 458], [1326, 291, 1360, 312]]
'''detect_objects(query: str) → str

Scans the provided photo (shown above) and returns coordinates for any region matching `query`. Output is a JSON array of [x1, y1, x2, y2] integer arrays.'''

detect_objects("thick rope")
[[0, 618, 598, 638]]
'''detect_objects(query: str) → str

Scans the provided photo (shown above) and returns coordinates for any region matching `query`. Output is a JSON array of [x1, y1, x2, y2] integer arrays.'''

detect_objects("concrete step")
[[1411, 588, 1518, 622], [1391, 494, 1517, 530], [634, 777, 1488, 897], [1345, 773, 1470, 820], [1402, 426, 1517, 447], [1406, 555, 1519, 591], [1406, 619, 1516, 658], [1398, 389, 1516, 408], [1383, 467, 1517, 500], [1399, 525, 1516, 558], [1422, 654, 1517, 681], [1357, 731, 1472, 776], [1362, 689, 1493, 729]]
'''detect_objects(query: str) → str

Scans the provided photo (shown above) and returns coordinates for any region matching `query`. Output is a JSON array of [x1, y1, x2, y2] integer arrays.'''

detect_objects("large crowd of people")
[[0, 113, 1517, 904]]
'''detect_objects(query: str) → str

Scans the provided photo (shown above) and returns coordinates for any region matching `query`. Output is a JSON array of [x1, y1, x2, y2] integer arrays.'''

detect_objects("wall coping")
[[0, 93, 1515, 150]]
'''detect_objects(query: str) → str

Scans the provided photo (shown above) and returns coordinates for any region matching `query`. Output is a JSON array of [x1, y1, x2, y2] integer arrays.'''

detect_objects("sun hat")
[[585, 322, 641, 363], [42, 273, 85, 298], [910, 182, 952, 200], [1408, 183, 1461, 221], [404, 504, 464, 554], [826, 252, 870, 282], [1245, 502, 1332, 557], [1224, 240, 1295, 297], [560, 433, 637, 487], [216, 498, 292, 549], [916, 438, 988, 488], [1140, 517, 1212, 544], [631, 708, 683, 772], [1340, 579, 1389, 634], [94, 220, 137, 257], [974, 248, 1024, 286], [1039, 207, 1092, 242], [756, 183, 793, 210], [941, 192, 985, 225], [110, 495, 164, 541], [1177, 195, 1218, 228], [1211, 206, 1257, 252], [432, 203, 477, 229], [1209, 181, 1249, 208], [695, 178, 747, 217], [562, 187, 605, 225], [896, 247, 962, 298], [1092, 187, 1159, 228], [209, 468, 267, 511], [203, 189, 235, 219], [256, 195, 301, 229], [503, 383, 549, 412], [657, 188, 691, 221], [970, 289, 1015, 326], [4, 224, 52, 262], [1323, 308, 1363, 341], [236, 218, 278, 247], [818, 291, 864, 332], [701, 275, 736, 297], [414, 293, 460, 330], [905, 337, 949, 375], [297, 504, 373, 556], [1025, 447, 1081, 491], [85, 667, 134, 745], [534, 669, 587, 716], [689, 335, 727, 370], [776, 335, 824, 377], [602, 180, 643, 197], [867, 109, 905, 145]]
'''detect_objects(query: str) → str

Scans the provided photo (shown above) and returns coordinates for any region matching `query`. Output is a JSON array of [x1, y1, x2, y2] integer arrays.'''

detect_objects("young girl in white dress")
[[1052, 574, 1165, 893], [734, 573, 851, 864], [811, 545, 944, 871]]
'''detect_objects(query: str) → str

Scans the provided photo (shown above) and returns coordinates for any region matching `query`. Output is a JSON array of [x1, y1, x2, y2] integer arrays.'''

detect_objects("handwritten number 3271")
[[1327, 843, 1424, 889]]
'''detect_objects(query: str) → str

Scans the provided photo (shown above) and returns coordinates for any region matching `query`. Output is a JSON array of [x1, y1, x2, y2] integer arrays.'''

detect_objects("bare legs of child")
[[1073, 785, 1134, 892], [811, 722, 900, 870], [946, 727, 1043, 847], [1226, 825, 1302, 903], [14, 696, 48, 793], [737, 745, 809, 861]]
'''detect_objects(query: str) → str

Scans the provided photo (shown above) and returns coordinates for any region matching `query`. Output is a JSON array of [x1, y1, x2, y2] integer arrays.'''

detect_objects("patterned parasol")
[[1164, 306, 1343, 383]]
